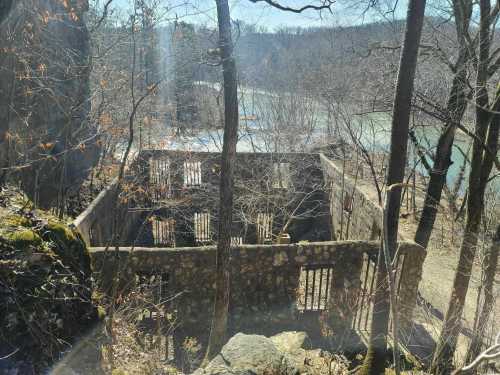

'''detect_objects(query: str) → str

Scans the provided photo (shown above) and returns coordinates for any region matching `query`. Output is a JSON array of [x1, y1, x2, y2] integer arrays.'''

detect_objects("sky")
[[108, 0, 408, 30]]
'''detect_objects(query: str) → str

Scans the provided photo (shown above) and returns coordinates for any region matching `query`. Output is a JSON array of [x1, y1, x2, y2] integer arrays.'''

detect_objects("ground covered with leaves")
[[0, 186, 99, 374]]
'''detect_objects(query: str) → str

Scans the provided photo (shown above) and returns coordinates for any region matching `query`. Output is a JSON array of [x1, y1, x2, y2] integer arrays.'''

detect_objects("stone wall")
[[320, 154, 384, 241], [77, 151, 426, 343], [320, 154, 424, 328], [76, 151, 406, 246], [73, 177, 142, 246], [75, 150, 332, 247], [90, 240, 424, 347]]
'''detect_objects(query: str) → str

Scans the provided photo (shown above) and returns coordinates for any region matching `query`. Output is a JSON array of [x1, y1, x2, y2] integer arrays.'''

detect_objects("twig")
[[453, 332, 500, 374], [91, 0, 115, 32], [0, 348, 19, 360]]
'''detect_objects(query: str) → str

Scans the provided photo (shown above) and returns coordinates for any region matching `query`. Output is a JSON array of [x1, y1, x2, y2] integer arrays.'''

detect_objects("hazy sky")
[[109, 0, 408, 29]]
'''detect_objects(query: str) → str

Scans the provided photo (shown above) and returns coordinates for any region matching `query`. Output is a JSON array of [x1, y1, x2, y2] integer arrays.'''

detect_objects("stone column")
[[328, 252, 363, 331], [396, 242, 426, 331]]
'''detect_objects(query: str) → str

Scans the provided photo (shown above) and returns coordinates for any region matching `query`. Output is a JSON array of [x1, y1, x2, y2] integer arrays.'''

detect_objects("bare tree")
[[0, 0, 99, 208], [203, 0, 239, 361], [414, 0, 473, 249], [465, 224, 500, 370], [431, 0, 500, 371], [361, 1, 427, 374]]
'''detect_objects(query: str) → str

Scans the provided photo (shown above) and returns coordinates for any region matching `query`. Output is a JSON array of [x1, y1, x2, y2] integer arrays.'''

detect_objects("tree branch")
[[453, 332, 500, 374], [247, 0, 334, 13], [91, 0, 114, 32]]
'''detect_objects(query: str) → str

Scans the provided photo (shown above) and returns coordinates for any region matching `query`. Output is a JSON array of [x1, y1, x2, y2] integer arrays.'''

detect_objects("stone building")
[[75, 149, 425, 365]]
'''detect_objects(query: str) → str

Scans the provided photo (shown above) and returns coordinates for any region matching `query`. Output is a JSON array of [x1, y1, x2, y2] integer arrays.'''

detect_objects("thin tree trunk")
[[414, 0, 472, 248], [204, 0, 239, 362], [465, 225, 499, 369], [414, 69, 468, 248], [0, 0, 15, 187], [104, 14, 160, 367], [360, 1, 426, 374], [431, 1, 499, 371], [431, 108, 499, 374], [431, 207, 482, 374]]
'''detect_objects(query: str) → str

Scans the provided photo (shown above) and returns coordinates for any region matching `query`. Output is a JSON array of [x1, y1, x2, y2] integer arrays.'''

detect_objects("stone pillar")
[[276, 233, 291, 244], [328, 252, 363, 331], [397, 242, 426, 331]]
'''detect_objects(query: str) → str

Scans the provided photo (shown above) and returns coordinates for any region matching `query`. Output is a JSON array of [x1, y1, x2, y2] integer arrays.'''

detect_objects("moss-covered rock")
[[41, 220, 92, 277], [0, 187, 99, 374], [3, 213, 31, 227], [4, 228, 43, 250]]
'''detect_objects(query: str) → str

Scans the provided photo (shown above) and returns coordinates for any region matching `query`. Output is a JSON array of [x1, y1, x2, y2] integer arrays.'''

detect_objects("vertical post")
[[328, 252, 363, 331], [397, 242, 426, 332], [304, 268, 309, 310]]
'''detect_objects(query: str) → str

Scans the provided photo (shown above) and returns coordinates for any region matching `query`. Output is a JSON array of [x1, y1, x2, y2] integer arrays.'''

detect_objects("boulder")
[[195, 331, 350, 375], [194, 333, 299, 375], [270, 331, 309, 353]]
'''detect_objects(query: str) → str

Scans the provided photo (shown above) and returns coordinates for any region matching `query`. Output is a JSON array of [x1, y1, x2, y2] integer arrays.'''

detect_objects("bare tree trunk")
[[414, 0, 472, 249], [0, 0, 15, 186], [104, 12, 161, 367], [431, 1, 500, 371], [204, 0, 239, 362], [465, 225, 499, 369], [415, 75, 468, 247], [361, 1, 426, 374], [431, 204, 483, 374]]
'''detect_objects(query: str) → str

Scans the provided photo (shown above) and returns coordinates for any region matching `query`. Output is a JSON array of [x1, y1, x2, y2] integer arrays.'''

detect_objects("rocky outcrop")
[[194, 332, 349, 375], [0, 187, 99, 374], [0, 0, 99, 207]]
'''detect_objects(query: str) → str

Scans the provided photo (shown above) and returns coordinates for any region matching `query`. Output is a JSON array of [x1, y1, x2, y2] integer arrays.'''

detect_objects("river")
[[156, 82, 496, 193]]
